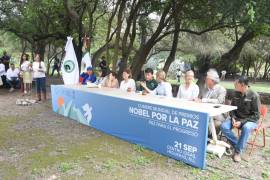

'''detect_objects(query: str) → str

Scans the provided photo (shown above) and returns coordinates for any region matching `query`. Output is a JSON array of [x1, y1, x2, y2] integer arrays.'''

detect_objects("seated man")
[[177, 70, 199, 101], [6, 63, 20, 92], [221, 76, 260, 162], [137, 68, 158, 91], [141, 70, 172, 97], [198, 69, 226, 135], [79, 66, 96, 85]]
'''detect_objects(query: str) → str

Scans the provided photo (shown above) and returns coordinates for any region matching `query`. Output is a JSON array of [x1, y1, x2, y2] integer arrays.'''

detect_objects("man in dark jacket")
[[221, 76, 260, 162], [99, 56, 107, 76], [0, 51, 10, 71]]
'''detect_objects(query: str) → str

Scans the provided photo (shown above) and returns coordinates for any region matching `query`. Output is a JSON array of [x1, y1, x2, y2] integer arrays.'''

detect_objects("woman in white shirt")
[[20, 53, 32, 95], [120, 69, 136, 92], [33, 54, 46, 101], [177, 70, 199, 101], [141, 70, 172, 97]]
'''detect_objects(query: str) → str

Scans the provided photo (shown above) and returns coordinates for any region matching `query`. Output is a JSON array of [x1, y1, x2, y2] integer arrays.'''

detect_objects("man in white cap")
[[198, 68, 226, 135]]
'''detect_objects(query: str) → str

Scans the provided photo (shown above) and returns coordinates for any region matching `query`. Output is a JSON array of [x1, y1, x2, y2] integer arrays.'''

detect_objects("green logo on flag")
[[64, 60, 75, 73]]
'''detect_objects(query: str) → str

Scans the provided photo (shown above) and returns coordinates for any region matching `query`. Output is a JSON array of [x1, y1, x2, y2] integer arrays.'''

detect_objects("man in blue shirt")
[[79, 66, 96, 85]]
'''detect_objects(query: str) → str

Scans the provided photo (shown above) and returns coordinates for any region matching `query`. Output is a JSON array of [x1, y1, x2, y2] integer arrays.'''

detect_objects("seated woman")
[[95, 67, 107, 85], [177, 70, 199, 101], [141, 70, 172, 97], [102, 71, 119, 88], [79, 66, 96, 85], [120, 69, 136, 92]]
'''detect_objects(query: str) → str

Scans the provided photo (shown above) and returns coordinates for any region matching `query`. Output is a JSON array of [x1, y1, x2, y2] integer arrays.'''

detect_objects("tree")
[[218, 0, 270, 70], [0, 0, 69, 60], [162, 0, 182, 73]]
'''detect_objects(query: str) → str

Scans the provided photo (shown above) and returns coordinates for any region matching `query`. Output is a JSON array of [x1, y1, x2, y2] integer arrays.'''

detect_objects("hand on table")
[[140, 81, 146, 88]]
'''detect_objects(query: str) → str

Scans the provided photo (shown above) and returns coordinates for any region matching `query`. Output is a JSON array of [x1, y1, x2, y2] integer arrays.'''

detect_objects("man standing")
[[176, 68, 182, 83], [198, 69, 226, 135], [1, 51, 11, 71], [99, 56, 107, 77], [6, 63, 20, 92], [221, 76, 260, 162], [51, 57, 60, 76], [221, 70, 227, 80]]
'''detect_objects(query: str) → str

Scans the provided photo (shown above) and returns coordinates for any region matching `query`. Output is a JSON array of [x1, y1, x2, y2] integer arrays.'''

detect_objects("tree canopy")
[[0, 0, 269, 80]]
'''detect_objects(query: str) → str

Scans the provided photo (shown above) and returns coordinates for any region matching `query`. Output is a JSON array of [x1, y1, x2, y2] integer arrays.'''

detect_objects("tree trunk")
[[21, 40, 27, 54], [163, 0, 182, 74], [253, 58, 264, 83], [92, 44, 114, 66], [131, 41, 156, 80], [163, 31, 180, 73], [33, 41, 46, 61], [118, 2, 140, 79], [131, 4, 172, 80], [241, 65, 246, 76], [195, 54, 212, 88], [218, 29, 255, 70], [262, 57, 270, 79], [113, 0, 126, 71], [105, 0, 120, 66]]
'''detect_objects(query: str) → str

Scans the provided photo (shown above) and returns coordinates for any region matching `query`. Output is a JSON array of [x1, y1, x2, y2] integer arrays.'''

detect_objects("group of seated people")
[[79, 66, 261, 163], [0, 61, 20, 91]]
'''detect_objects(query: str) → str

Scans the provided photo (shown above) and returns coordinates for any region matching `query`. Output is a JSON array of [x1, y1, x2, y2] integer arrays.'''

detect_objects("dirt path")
[[0, 83, 269, 180]]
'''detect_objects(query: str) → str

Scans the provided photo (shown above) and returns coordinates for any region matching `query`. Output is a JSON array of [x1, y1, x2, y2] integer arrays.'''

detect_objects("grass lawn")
[[0, 82, 270, 179], [220, 81, 270, 93]]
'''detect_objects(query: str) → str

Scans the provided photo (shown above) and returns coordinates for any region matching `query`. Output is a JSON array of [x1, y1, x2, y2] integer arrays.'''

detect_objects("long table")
[[51, 85, 236, 169]]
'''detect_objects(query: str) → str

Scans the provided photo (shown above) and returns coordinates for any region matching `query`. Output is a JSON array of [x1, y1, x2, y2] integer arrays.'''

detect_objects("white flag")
[[61, 37, 79, 85], [81, 52, 92, 72]]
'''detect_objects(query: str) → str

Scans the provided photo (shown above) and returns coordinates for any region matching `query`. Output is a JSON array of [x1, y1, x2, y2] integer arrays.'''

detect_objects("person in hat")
[[79, 66, 96, 85], [198, 68, 227, 135], [221, 76, 261, 162], [0, 51, 10, 71], [198, 69, 226, 103]]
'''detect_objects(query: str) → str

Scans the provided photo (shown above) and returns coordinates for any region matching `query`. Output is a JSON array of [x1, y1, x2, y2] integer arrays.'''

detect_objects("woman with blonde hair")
[[177, 70, 199, 101], [141, 70, 172, 97]]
